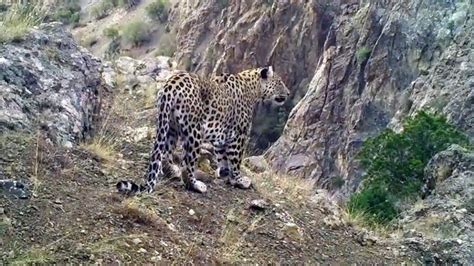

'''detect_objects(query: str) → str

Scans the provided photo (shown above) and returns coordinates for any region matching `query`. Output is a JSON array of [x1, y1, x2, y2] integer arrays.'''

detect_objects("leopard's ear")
[[260, 66, 274, 79]]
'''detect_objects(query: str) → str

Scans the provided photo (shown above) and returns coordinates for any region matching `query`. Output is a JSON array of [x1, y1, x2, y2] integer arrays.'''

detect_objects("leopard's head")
[[259, 66, 290, 106]]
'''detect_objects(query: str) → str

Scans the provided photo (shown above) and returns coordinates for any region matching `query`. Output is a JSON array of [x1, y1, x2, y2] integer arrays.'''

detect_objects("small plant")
[[355, 46, 371, 63], [146, 0, 168, 22], [103, 26, 119, 40], [155, 33, 176, 57], [118, 0, 141, 9], [52, 1, 81, 25], [0, 3, 45, 43], [90, 0, 114, 20], [121, 20, 151, 47], [329, 176, 345, 190], [348, 111, 470, 225]]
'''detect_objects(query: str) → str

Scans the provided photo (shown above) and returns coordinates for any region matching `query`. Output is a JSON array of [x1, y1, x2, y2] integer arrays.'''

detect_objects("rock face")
[[0, 23, 104, 147], [170, 0, 335, 152], [398, 145, 473, 264], [264, 1, 473, 195]]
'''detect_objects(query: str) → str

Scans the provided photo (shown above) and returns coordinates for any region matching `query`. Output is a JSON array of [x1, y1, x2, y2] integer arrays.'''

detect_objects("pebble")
[[0, 207, 4, 214], [138, 248, 147, 253], [250, 199, 268, 210], [132, 238, 142, 245], [53, 199, 63, 204], [188, 209, 195, 216]]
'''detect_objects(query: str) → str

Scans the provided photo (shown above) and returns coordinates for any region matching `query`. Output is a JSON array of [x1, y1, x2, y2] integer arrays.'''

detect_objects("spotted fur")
[[117, 67, 289, 194]]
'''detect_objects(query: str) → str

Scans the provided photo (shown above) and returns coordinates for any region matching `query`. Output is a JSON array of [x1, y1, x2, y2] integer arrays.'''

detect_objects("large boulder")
[[397, 145, 473, 264], [0, 23, 104, 147]]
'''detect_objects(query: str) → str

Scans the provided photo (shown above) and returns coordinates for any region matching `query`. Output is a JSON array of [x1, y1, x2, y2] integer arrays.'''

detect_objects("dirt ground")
[[0, 86, 421, 264]]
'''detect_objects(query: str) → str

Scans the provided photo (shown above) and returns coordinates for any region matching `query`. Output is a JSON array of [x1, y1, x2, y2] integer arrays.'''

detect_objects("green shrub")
[[118, 0, 141, 9], [103, 26, 119, 40], [348, 185, 398, 224], [145, 0, 168, 22], [348, 111, 470, 225], [0, 4, 45, 43], [122, 21, 151, 46], [90, 0, 114, 20], [53, 1, 81, 25], [356, 46, 371, 63]]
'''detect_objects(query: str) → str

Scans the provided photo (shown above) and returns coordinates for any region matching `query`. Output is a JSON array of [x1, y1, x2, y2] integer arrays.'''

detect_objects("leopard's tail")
[[116, 181, 146, 195], [116, 82, 174, 195]]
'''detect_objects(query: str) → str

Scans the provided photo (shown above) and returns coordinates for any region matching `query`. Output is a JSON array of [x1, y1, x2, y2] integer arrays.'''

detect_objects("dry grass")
[[114, 196, 164, 227], [30, 130, 42, 196], [88, 233, 148, 255], [0, 4, 45, 43], [80, 135, 118, 162], [142, 83, 159, 109], [218, 208, 265, 263], [246, 167, 315, 205], [10, 248, 54, 265], [341, 207, 395, 237]]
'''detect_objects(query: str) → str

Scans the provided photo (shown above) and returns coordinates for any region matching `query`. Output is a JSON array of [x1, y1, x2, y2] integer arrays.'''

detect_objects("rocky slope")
[[0, 23, 420, 264]]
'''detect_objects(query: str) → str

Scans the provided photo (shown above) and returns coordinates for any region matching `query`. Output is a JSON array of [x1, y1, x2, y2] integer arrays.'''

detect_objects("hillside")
[[0, 24, 421, 264], [1, 0, 473, 264]]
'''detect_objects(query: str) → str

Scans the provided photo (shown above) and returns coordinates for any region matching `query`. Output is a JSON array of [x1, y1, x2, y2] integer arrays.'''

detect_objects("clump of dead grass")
[[114, 196, 164, 227], [80, 135, 118, 162], [246, 167, 315, 205]]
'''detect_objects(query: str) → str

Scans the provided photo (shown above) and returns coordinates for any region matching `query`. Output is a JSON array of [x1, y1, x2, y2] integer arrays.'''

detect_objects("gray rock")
[[264, 1, 473, 196], [0, 23, 103, 146], [398, 145, 474, 264], [243, 156, 268, 173], [250, 199, 269, 210]]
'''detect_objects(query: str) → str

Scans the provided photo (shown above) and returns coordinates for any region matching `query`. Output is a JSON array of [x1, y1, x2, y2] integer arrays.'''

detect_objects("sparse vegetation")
[[80, 135, 118, 162], [348, 111, 470, 225], [118, 0, 141, 9], [90, 0, 114, 20], [146, 0, 168, 22], [155, 33, 176, 57], [52, 0, 81, 25], [247, 168, 315, 205], [356, 46, 371, 63], [103, 26, 120, 40], [329, 176, 345, 190], [121, 20, 151, 47], [80, 35, 97, 47], [0, 3, 45, 43]]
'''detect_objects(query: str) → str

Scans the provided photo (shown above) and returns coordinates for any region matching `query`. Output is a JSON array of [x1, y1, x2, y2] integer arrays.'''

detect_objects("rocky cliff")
[[162, 0, 474, 194], [264, 0, 473, 195], [69, 0, 472, 195]]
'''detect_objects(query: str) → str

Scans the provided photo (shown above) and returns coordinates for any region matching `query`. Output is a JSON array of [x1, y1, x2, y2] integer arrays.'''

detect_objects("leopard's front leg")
[[226, 134, 252, 189]]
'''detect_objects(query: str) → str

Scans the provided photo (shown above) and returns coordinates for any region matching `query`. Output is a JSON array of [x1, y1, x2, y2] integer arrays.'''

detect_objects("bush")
[[53, 1, 81, 25], [0, 4, 45, 43], [356, 46, 371, 63], [348, 111, 470, 225], [146, 0, 168, 22], [103, 26, 119, 40], [122, 21, 151, 46], [90, 0, 114, 20], [118, 0, 141, 9]]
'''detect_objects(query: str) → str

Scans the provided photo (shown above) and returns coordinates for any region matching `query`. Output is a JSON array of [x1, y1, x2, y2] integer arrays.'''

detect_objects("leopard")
[[116, 66, 290, 194]]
